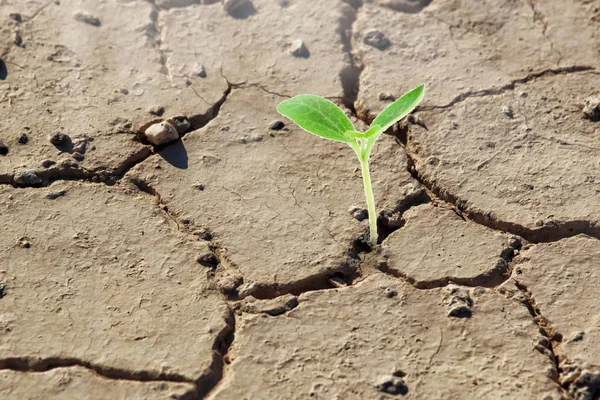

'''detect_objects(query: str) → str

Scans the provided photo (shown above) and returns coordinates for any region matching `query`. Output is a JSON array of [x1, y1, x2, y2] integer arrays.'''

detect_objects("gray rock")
[[17, 132, 28, 144], [363, 29, 391, 50], [290, 39, 309, 58], [0, 142, 8, 156], [144, 121, 179, 146], [13, 170, 42, 187], [48, 132, 70, 146]]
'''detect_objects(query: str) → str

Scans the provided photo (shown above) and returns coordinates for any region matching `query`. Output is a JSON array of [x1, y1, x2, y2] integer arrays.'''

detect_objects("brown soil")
[[1, 0, 599, 399]]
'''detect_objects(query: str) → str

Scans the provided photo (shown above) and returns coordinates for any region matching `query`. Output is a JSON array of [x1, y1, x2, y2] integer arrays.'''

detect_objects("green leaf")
[[372, 84, 424, 132], [277, 95, 355, 143]]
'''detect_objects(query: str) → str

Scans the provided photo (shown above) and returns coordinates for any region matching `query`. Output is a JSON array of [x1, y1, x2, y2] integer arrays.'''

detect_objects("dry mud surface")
[[0, 0, 599, 399]]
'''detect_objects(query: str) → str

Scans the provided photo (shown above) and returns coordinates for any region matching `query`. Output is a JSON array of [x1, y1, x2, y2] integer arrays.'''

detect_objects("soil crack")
[[0, 356, 194, 384], [526, 0, 563, 66], [417, 65, 595, 112], [401, 144, 600, 243]]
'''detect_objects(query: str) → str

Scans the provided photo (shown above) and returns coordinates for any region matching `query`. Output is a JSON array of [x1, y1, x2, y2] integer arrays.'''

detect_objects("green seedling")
[[277, 84, 424, 248]]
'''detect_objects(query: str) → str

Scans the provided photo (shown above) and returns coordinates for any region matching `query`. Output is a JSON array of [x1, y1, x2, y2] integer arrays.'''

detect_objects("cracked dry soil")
[[0, 0, 599, 399]]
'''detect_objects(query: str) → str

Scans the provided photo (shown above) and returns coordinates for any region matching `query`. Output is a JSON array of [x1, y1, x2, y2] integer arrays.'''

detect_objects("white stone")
[[144, 121, 179, 146]]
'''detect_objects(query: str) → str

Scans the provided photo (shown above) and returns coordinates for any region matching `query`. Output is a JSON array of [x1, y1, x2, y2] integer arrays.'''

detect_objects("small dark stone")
[[42, 159, 56, 168], [193, 183, 205, 191], [363, 29, 391, 50], [17, 132, 28, 144], [385, 287, 398, 298], [9, 13, 22, 23], [0, 142, 8, 155], [49, 132, 69, 146], [18, 238, 31, 248], [0, 282, 5, 299], [269, 120, 285, 130], [149, 105, 165, 116], [196, 252, 219, 268], [72, 152, 84, 161]]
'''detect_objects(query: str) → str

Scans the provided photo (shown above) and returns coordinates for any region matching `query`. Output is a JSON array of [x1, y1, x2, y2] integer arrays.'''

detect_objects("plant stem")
[[359, 153, 377, 248]]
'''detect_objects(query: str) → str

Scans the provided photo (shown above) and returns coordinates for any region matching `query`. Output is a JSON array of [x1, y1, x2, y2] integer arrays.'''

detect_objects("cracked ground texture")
[[0, 0, 598, 399]]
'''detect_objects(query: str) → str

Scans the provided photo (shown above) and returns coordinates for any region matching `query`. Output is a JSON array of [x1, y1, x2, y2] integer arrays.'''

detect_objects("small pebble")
[[194, 63, 207, 78], [13, 170, 42, 186], [192, 182, 205, 191], [269, 120, 285, 130], [48, 132, 70, 146], [379, 92, 395, 101], [17, 132, 28, 144], [42, 160, 56, 168], [9, 13, 22, 23], [120, 88, 129, 95], [290, 39, 309, 58], [144, 121, 179, 146], [73, 11, 101, 27], [193, 229, 212, 240], [0, 142, 8, 155], [72, 152, 85, 161], [375, 375, 408, 395], [582, 96, 600, 121], [0, 283, 5, 299], [385, 287, 398, 298], [18, 238, 31, 248], [148, 105, 165, 116], [363, 29, 391, 50], [196, 252, 218, 268], [502, 104, 514, 118]]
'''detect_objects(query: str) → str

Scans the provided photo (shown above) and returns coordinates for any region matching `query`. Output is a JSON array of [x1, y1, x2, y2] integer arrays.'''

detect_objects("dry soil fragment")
[[352, 0, 597, 119], [380, 204, 518, 288], [0, 367, 194, 400], [210, 275, 559, 399], [0, 182, 231, 383], [0, 0, 223, 181], [500, 235, 600, 396], [159, 0, 354, 98], [408, 72, 600, 240], [127, 88, 420, 297]]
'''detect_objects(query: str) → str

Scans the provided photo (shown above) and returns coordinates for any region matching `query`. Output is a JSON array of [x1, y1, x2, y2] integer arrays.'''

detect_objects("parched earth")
[[0, 0, 599, 399]]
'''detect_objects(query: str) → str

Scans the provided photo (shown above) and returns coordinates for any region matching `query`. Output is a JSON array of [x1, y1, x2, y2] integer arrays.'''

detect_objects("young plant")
[[277, 84, 424, 248]]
